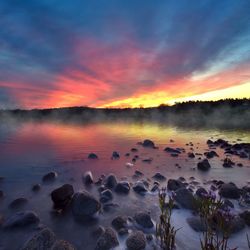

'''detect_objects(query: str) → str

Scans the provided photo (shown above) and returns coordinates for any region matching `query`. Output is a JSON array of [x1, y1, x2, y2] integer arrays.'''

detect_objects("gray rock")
[[219, 183, 241, 199], [3, 211, 40, 228], [174, 188, 196, 210], [167, 179, 184, 191], [152, 173, 166, 181], [95, 227, 119, 250], [83, 171, 94, 185], [51, 184, 74, 208], [197, 159, 211, 171], [104, 174, 118, 189], [126, 231, 146, 250], [133, 181, 148, 194], [51, 240, 75, 250], [134, 212, 154, 228], [111, 215, 127, 231], [187, 216, 207, 232], [21, 228, 56, 250], [72, 191, 101, 218], [42, 172, 58, 182], [115, 181, 130, 194]]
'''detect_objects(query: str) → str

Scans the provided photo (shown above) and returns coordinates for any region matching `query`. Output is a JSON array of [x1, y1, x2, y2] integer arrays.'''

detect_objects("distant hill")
[[0, 99, 250, 129]]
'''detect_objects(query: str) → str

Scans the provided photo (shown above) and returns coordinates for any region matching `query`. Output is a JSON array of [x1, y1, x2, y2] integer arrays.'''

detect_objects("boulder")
[[3, 211, 39, 228], [95, 227, 119, 250], [104, 174, 117, 189], [174, 188, 196, 210], [167, 179, 184, 191], [51, 184, 74, 208], [21, 228, 56, 250], [83, 171, 94, 185], [115, 181, 130, 194], [126, 231, 146, 250], [197, 159, 211, 171], [72, 191, 101, 218], [42, 172, 58, 182], [134, 212, 154, 228], [219, 183, 241, 199]]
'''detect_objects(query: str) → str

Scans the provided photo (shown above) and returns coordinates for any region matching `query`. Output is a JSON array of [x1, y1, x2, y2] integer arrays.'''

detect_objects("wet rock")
[[42, 172, 58, 182], [51, 240, 75, 250], [222, 199, 234, 209], [197, 159, 211, 171], [167, 179, 184, 191], [204, 151, 218, 159], [134, 212, 154, 228], [195, 187, 208, 198], [100, 189, 113, 203], [219, 183, 241, 199], [223, 158, 235, 168], [187, 217, 207, 232], [9, 197, 28, 209], [92, 226, 105, 238], [142, 139, 155, 148], [126, 231, 146, 250], [133, 181, 148, 194], [3, 211, 40, 228], [174, 188, 196, 210], [21, 228, 56, 250], [239, 210, 250, 226], [134, 170, 143, 177], [83, 171, 94, 185], [142, 158, 153, 163], [164, 147, 181, 154], [151, 184, 159, 192], [115, 181, 130, 194], [131, 148, 138, 152], [95, 227, 119, 250], [72, 191, 101, 218], [88, 153, 98, 159], [104, 174, 118, 189], [188, 152, 195, 158], [51, 184, 74, 208], [112, 151, 120, 159], [152, 173, 166, 181], [111, 215, 127, 231], [32, 184, 41, 192]]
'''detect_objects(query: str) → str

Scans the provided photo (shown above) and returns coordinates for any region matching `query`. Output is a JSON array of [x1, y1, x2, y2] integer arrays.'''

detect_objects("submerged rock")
[[219, 183, 241, 199], [3, 211, 40, 228], [126, 231, 146, 250], [72, 191, 101, 218], [104, 174, 118, 189], [197, 159, 211, 171], [21, 228, 56, 250], [174, 188, 196, 210], [9, 197, 28, 209], [83, 171, 94, 185], [115, 181, 130, 194], [42, 172, 58, 182], [51, 184, 74, 208], [134, 212, 154, 229], [95, 227, 119, 250], [88, 153, 98, 159]]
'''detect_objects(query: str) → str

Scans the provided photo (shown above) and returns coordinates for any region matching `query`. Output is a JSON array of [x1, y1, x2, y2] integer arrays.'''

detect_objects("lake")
[[0, 120, 249, 249]]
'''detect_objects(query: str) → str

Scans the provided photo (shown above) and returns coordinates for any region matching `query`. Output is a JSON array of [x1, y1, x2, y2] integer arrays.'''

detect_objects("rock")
[[88, 153, 98, 159], [133, 181, 148, 194], [142, 139, 155, 148], [103, 203, 119, 212], [21, 228, 56, 250], [118, 228, 128, 236], [152, 173, 166, 181], [134, 170, 143, 177], [95, 227, 119, 250], [134, 212, 154, 228], [197, 159, 211, 171], [219, 183, 241, 199], [51, 240, 75, 250], [126, 231, 146, 250], [9, 197, 28, 209], [195, 187, 208, 198], [3, 211, 40, 228], [239, 210, 250, 226], [230, 216, 245, 233], [174, 188, 196, 210], [51, 184, 74, 208], [112, 151, 120, 159], [100, 189, 113, 203], [131, 148, 138, 152], [164, 147, 181, 154], [72, 191, 101, 218], [223, 158, 235, 168], [222, 199, 234, 209], [42, 172, 58, 182], [188, 152, 195, 158], [92, 226, 105, 238], [151, 184, 159, 192], [104, 174, 117, 189], [115, 181, 130, 194], [204, 151, 218, 159], [0, 190, 4, 198], [187, 217, 207, 232], [32, 184, 41, 192], [83, 171, 94, 185], [167, 179, 184, 191], [111, 215, 127, 231]]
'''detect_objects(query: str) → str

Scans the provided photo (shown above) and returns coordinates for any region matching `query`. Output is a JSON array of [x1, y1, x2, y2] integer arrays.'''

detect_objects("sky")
[[0, 0, 250, 109]]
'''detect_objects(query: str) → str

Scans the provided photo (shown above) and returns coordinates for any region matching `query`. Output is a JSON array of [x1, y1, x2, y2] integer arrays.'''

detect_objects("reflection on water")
[[0, 120, 249, 249]]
